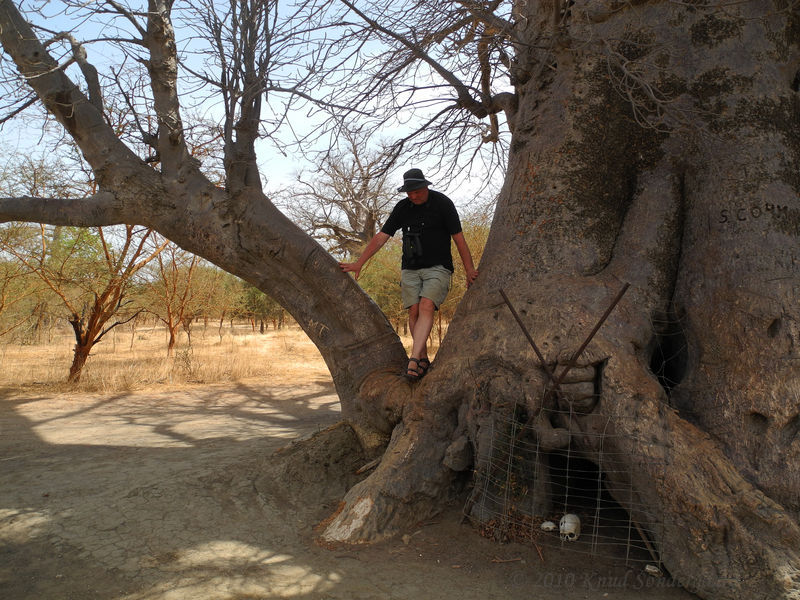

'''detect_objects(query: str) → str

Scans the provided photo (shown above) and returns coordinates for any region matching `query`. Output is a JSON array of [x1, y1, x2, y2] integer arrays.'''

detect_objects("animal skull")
[[559, 513, 581, 541]]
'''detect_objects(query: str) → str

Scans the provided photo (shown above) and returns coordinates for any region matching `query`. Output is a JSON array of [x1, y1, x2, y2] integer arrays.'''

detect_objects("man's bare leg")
[[407, 297, 435, 377]]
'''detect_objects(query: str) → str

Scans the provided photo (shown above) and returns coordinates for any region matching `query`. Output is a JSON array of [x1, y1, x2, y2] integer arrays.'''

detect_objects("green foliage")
[[184, 263, 237, 320], [239, 283, 283, 323], [0, 253, 44, 339], [44, 226, 107, 289], [356, 238, 405, 329], [439, 214, 490, 324]]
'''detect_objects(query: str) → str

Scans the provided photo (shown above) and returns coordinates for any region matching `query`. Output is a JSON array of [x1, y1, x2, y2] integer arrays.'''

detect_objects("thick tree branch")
[[145, 0, 194, 174], [223, 0, 269, 193], [0, 0, 156, 200], [53, 32, 103, 111], [0, 193, 130, 227]]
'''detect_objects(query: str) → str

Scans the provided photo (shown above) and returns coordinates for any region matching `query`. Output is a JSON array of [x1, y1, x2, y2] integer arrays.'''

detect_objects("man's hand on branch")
[[340, 261, 363, 280], [339, 232, 389, 281], [465, 267, 479, 287]]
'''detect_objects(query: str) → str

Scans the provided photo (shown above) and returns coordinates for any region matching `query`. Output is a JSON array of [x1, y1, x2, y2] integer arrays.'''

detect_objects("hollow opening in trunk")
[[465, 407, 664, 567], [547, 450, 659, 564], [648, 307, 689, 395]]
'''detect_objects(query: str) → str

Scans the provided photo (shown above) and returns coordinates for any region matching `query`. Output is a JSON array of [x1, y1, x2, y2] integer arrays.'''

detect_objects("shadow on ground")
[[0, 382, 699, 600]]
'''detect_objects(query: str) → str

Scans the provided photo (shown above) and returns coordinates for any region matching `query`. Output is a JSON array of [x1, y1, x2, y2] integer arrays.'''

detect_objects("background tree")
[[190, 266, 242, 339], [174, 261, 237, 342], [0, 155, 166, 381], [0, 223, 45, 338], [141, 240, 201, 355], [1, 224, 166, 382], [239, 282, 285, 333], [278, 128, 397, 257], [0, 1, 798, 598]]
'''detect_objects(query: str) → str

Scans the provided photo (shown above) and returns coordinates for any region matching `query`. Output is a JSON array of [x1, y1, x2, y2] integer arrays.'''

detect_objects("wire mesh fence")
[[464, 405, 666, 569]]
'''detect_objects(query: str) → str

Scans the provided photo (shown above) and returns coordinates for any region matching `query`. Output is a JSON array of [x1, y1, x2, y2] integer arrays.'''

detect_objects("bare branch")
[[0, 94, 39, 125], [93, 306, 144, 345], [52, 32, 103, 110], [339, 0, 491, 117], [101, 0, 148, 38]]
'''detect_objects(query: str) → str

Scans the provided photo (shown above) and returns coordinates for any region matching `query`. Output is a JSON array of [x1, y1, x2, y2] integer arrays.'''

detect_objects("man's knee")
[[408, 303, 420, 320], [418, 297, 436, 315]]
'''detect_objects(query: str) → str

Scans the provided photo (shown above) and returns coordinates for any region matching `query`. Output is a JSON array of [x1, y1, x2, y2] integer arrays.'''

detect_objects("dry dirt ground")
[[0, 378, 700, 600]]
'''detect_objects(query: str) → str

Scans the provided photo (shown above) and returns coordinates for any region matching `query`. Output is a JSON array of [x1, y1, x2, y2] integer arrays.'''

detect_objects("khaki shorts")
[[401, 266, 452, 309]]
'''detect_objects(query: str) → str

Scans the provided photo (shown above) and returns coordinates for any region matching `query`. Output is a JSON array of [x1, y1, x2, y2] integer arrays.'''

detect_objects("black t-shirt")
[[381, 190, 462, 271]]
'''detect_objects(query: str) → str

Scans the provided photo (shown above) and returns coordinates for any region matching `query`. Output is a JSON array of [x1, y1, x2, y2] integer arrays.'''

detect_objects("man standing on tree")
[[340, 168, 479, 380]]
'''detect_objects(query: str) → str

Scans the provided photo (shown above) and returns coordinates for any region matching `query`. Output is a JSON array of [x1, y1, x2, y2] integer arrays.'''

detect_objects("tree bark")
[[319, 2, 800, 598], [167, 325, 178, 356], [0, 1, 798, 598], [67, 338, 92, 383]]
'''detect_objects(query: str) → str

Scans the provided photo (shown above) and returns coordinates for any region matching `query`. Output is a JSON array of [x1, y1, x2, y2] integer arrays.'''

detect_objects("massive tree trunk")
[[317, 2, 800, 598], [0, 0, 798, 598]]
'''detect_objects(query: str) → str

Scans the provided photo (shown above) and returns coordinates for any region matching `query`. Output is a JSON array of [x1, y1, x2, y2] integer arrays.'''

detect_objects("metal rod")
[[632, 518, 660, 565], [499, 288, 562, 393], [553, 282, 630, 387]]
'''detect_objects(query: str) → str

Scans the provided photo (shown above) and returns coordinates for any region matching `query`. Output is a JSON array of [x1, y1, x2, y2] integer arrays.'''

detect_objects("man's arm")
[[339, 232, 391, 280], [452, 232, 479, 287]]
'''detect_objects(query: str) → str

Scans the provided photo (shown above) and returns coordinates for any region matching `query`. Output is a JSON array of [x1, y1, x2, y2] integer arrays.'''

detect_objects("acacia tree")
[[0, 1, 798, 598], [0, 154, 167, 380], [2, 224, 166, 381], [238, 282, 284, 333], [141, 240, 200, 355], [0, 223, 45, 338], [188, 265, 239, 337]]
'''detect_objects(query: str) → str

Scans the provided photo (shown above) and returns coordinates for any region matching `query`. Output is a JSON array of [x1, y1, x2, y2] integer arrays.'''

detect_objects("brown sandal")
[[405, 357, 423, 381], [418, 358, 430, 377]]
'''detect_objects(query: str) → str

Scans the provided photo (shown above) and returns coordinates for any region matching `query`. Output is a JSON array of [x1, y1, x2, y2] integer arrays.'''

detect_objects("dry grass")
[[0, 322, 343, 393], [0, 321, 423, 394]]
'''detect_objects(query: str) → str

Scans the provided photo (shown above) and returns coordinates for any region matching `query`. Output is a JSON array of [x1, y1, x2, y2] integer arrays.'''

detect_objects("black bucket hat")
[[397, 168, 432, 193]]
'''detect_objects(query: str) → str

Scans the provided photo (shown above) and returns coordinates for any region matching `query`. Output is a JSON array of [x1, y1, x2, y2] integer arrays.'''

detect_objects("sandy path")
[[0, 380, 698, 599]]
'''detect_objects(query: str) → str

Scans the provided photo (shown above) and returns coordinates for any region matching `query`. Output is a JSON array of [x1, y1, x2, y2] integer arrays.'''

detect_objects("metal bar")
[[553, 282, 630, 387], [499, 288, 562, 394]]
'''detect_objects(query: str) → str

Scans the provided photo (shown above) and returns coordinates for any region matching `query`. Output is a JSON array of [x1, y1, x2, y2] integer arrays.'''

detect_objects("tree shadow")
[[0, 384, 698, 600]]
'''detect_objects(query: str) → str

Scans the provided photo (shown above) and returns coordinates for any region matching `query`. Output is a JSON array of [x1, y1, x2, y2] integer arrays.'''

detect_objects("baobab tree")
[[0, 1, 798, 599]]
